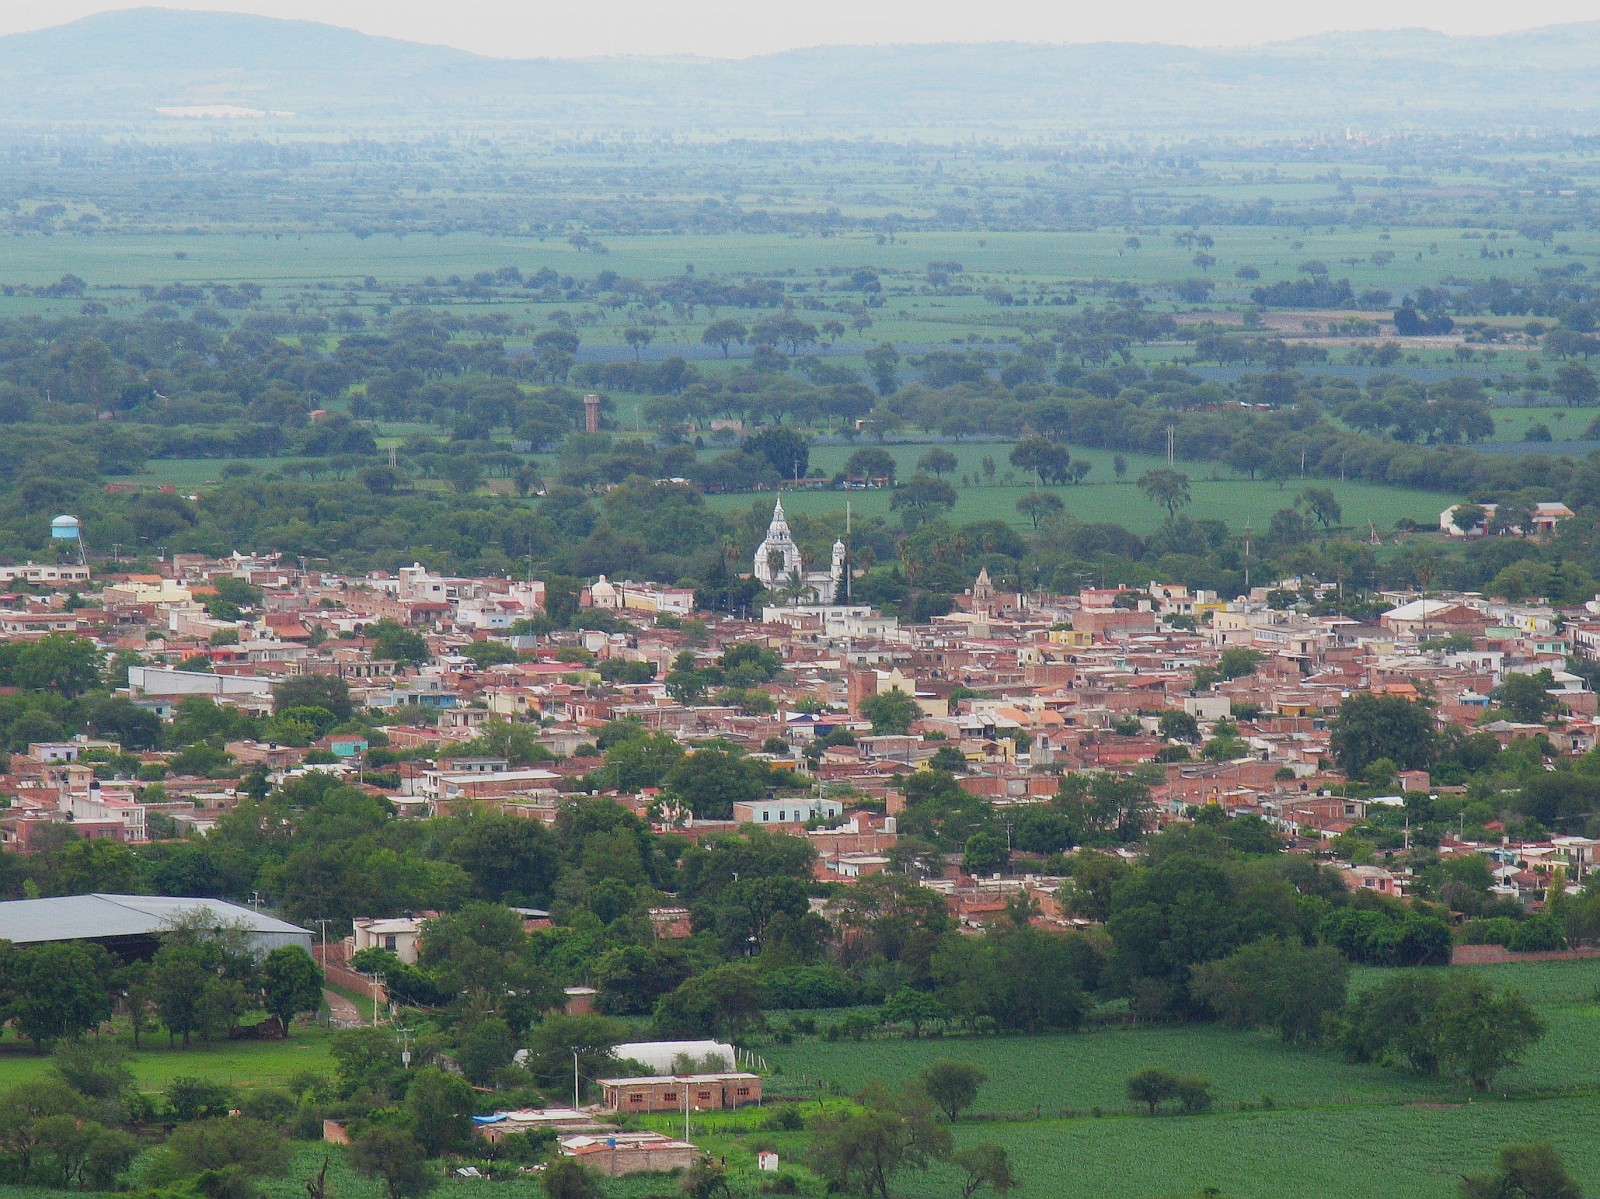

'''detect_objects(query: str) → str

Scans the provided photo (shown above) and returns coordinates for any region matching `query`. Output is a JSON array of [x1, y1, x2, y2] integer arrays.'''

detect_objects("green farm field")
[[756, 959, 1600, 1198], [0, 1024, 336, 1095], [907, 1099, 1600, 1199], [708, 440, 1453, 534], [5, 224, 1595, 294], [1488, 406, 1596, 442]]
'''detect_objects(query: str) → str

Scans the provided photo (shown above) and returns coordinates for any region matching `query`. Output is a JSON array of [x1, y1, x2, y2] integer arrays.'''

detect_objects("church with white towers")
[[753, 498, 846, 604]]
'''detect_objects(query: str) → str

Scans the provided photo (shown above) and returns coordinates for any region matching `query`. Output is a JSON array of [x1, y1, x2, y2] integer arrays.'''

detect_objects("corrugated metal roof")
[[0, 894, 310, 945]]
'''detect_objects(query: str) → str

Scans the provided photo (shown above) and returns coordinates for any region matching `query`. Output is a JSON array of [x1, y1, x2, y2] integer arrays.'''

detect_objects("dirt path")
[[324, 988, 365, 1026]]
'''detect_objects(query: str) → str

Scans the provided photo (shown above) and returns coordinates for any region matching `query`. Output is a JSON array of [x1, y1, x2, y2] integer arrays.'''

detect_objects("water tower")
[[583, 393, 601, 435], [50, 514, 85, 565]]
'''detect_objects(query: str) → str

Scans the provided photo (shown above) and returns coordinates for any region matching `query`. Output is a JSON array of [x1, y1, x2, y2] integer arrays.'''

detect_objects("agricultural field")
[[1488, 406, 1597, 443], [0, 1025, 336, 1095], [709, 440, 1453, 535], [753, 959, 1600, 1199]]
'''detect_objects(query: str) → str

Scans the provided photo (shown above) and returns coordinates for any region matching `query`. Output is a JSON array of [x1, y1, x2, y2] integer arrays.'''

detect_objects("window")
[[663, 1092, 677, 1102], [736, 1088, 750, 1096], [629, 1094, 644, 1103], [384, 935, 397, 952], [697, 1091, 712, 1101], [762, 811, 769, 821]]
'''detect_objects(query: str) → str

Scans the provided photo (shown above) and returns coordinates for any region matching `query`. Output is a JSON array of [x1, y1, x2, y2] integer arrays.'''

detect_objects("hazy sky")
[[4, 0, 1598, 58]]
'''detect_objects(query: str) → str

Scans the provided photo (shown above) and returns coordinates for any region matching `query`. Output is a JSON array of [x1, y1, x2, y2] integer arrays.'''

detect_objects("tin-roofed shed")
[[0, 894, 312, 959]]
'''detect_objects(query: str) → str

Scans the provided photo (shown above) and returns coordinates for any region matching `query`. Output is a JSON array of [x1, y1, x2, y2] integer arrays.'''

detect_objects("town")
[[5, 5, 1600, 1199], [4, 507, 1598, 901]]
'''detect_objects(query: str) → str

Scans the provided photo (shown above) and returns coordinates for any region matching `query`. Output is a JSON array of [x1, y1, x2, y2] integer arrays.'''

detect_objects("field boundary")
[[1451, 945, 1600, 966]]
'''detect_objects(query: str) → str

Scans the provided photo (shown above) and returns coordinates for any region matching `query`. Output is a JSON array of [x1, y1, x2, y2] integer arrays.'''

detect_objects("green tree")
[[917, 448, 958, 478], [962, 829, 1009, 875], [1460, 1142, 1582, 1199], [680, 1156, 733, 1199], [1217, 647, 1264, 679], [1009, 437, 1071, 485], [1554, 360, 1599, 407], [881, 988, 950, 1039], [370, 620, 430, 665], [701, 319, 747, 358], [542, 1157, 604, 1199], [12, 634, 101, 697], [150, 945, 211, 1049], [1173, 1075, 1215, 1114], [1126, 1067, 1180, 1115], [441, 455, 483, 494], [470, 717, 556, 767], [7, 943, 113, 1046], [457, 1017, 515, 1087], [165, 1077, 236, 1122], [330, 1026, 406, 1101], [50, 1039, 134, 1100], [1495, 670, 1556, 724], [1341, 972, 1544, 1091], [463, 640, 519, 668], [153, 1118, 288, 1185], [1157, 710, 1200, 742], [743, 427, 811, 479], [1190, 939, 1347, 1044], [1331, 692, 1436, 776], [890, 475, 959, 526], [663, 748, 768, 819], [917, 1060, 987, 1121], [1295, 486, 1343, 529], [844, 447, 897, 483], [860, 689, 924, 735], [1017, 492, 1064, 529], [952, 1143, 1019, 1199], [351, 1128, 436, 1199], [404, 1069, 475, 1157], [0, 1080, 88, 1180], [259, 946, 323, 1037], [523, 1013, 628, 1095], [1136, 470, 1192, 520], [808, 1083, 951, 1199]]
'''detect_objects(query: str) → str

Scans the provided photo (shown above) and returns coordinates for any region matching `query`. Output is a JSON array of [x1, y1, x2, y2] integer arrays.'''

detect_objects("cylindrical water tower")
[[50, 514, 85, 564]]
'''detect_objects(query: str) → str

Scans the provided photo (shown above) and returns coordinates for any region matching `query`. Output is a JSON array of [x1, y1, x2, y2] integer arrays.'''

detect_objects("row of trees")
[[0, 919, 323, 1049]]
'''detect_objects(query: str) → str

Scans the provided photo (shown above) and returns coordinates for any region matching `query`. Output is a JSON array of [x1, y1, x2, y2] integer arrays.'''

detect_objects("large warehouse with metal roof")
[[0, 893, 312, 958]]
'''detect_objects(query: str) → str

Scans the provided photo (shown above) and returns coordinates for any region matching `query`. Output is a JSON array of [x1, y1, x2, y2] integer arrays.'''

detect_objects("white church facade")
[[752, 498, 846, 604]]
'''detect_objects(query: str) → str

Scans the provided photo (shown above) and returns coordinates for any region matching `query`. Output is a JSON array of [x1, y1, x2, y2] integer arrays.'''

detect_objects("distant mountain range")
[[4, 7, 1600, 135]]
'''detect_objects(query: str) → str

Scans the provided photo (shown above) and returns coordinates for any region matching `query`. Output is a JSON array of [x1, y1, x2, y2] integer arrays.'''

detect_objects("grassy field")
[[769, 1024, 1459, 1113], [0, 1024, 336, 1095], [135, 433, 1454, 538], [910, 1098, 1600, 1199], [711, 440, 1453, 535], [1489, 406, 1594, 442], [1, 225, 1592, 296], [752, 959, 1600, 1199]]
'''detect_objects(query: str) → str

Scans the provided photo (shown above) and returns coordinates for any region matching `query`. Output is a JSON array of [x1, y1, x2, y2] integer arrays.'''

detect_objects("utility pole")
[[845, 501, 852, 604], [372, 974, 385, 1024], [573, 1049, 581, 1110]]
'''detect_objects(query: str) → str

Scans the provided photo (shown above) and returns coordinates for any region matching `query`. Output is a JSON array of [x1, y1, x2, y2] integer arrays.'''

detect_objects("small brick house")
[[597, 1072, 762, 1114]]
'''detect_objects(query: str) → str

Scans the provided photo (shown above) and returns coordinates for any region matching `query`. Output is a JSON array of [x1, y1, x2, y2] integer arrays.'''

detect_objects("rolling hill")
[[3, 7, 1600, 135]]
